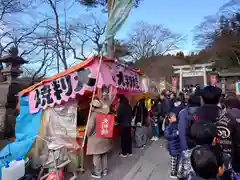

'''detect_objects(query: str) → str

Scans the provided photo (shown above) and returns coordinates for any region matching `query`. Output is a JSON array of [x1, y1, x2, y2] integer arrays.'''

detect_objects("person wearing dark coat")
[[133, 98, 149, 148], [117, 94, 133, 157], [150, 99, 160, 141], [133, 98, 148, 127], [160, 92, 171, 117], [171, 97, 185, 117], [177, 94, 201, 180], [196, 86, 240, 156], [164, 112, 181, 178]]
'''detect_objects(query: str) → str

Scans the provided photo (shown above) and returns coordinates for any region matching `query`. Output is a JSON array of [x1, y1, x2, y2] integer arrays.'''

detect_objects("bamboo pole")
[[81, 55, 104, 148], [81, 0, 115, 151]]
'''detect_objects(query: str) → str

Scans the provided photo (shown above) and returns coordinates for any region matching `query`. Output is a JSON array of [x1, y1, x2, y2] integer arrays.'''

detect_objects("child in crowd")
[[190, 146, 224, 180], [164, 112, 181, 178]]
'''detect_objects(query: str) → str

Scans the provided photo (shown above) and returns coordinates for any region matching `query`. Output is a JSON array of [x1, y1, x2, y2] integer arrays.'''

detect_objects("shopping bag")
[[131, 116, 136, 126], [96, 114, 115, 138]]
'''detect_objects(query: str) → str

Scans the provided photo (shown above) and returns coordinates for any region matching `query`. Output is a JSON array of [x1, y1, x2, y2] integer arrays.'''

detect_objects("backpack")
[[186, 107, 199, 149]]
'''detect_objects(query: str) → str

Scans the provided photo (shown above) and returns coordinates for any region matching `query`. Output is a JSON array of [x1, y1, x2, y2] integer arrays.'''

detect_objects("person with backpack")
[[177, 94, 201, 179], [196, 86, 240, 157]]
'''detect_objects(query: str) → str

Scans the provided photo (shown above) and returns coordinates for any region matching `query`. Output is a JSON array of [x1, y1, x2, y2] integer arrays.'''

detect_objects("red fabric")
[[46, 170, 64, 180], [193, 115, 198, 121], [96, 114, 115, 138]]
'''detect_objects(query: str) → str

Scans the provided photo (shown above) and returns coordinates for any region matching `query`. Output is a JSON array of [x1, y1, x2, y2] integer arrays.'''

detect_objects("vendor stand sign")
[[96, 114, 115, 138], [106, 62, 142, 92], [29, 68, 96, 114]]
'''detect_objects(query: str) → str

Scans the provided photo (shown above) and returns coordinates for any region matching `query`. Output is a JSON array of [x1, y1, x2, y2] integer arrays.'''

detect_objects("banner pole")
[[82, 55, 104, 148]]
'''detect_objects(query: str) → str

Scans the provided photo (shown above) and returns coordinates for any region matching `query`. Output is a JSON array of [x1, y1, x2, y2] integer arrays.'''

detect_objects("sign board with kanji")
[[29, 68, 95, 114], [106, 62, 143, 92], [96, 114, 115, 138], [27, 57, 144, 114]]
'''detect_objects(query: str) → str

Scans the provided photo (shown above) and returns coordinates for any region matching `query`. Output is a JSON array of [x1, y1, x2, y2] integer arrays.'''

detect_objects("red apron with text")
[[96, 114, 115, 138]]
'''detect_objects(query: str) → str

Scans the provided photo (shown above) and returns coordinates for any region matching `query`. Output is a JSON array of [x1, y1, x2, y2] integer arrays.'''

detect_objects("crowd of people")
[[87, 85, 240, 180], [158, 86, 240, 180], [118, 86, 240, 180]]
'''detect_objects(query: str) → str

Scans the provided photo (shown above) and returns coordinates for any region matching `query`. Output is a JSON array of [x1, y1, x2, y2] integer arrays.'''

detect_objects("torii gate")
[[172, 63, 213, 91]]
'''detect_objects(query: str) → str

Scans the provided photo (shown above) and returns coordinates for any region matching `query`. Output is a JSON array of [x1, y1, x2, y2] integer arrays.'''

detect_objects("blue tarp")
[[0, 96, 42, 177]]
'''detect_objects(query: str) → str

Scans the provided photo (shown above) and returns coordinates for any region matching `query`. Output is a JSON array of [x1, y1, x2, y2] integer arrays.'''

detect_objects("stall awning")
[[19, 56, 144, 114]]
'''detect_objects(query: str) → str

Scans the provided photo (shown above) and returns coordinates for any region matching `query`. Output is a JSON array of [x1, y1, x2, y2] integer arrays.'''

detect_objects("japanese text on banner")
[[114, 66, 141, 91], [29, 68, 95, 114]]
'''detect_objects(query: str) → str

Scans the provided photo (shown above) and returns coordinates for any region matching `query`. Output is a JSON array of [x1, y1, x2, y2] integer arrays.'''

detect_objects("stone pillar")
[[179, 69, 183, 92], [203, 66, 207, 86], [221, 77, 226, 94]]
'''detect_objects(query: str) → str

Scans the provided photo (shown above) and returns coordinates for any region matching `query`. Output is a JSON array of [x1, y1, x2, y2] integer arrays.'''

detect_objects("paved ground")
[[78, 138, 172, 180], [122, 139, 172, 180]]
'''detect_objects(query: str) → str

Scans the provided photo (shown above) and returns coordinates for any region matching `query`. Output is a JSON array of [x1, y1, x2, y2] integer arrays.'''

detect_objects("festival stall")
[[0, 56, 147, 177]]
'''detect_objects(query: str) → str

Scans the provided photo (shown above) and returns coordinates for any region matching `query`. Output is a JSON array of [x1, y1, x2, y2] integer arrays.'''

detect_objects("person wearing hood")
[[117, 94, 133, 157], [86, 99, 113, 179]]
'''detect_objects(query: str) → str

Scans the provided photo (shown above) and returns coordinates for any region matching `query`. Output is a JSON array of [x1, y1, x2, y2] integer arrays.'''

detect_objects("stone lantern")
[[0, 46, 28, 81], [0, 46, 28, 141]]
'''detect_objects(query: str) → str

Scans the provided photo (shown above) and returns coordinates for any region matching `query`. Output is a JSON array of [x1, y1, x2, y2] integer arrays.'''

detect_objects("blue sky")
[[117, 0, 227, 52]]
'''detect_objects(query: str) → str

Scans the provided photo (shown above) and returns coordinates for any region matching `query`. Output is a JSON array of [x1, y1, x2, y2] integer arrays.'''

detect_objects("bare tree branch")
[[126, 21, 183, 61]]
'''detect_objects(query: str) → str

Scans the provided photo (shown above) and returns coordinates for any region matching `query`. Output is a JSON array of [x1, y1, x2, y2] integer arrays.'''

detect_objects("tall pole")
[[107, 0, 115, 59]]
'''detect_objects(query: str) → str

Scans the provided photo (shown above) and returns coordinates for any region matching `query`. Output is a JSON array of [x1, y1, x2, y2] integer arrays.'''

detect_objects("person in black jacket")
[[133, 98, 149, 148], [117, 94, 133, 157], [196, 86, 240, 156], [150, 99, 160, 141]]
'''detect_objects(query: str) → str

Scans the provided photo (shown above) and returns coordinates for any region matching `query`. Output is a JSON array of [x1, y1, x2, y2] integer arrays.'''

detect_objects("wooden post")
[[107, 0, 115, 59]]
